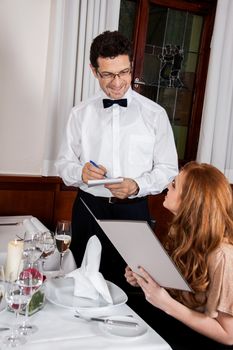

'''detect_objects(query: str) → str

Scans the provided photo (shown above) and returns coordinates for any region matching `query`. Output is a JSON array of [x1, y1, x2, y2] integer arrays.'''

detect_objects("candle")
[[5, 239, 24, 281]]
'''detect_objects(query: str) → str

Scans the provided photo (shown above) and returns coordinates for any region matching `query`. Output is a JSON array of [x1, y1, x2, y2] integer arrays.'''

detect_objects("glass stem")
[[22, 302, 29, 328], [60, 253, 64, 272], [12, 311, 19, 339]]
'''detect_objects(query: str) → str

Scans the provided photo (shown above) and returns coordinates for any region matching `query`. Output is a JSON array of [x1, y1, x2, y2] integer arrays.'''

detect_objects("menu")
[[81, 199, 192, 292]]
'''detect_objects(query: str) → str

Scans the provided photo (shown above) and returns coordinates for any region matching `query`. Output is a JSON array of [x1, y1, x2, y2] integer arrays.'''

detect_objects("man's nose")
[[111, 75, 122, 86]]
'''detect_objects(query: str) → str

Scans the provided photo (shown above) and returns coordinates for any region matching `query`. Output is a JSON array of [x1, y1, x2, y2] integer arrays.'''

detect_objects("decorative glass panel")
[[139, 5, 203, 159]]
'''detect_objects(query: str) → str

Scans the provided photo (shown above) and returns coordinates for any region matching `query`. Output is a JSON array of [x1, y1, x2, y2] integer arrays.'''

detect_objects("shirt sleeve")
[[134, 108, 178, 197], [55, 110, 84, 187], [205, 245, 233, 318]]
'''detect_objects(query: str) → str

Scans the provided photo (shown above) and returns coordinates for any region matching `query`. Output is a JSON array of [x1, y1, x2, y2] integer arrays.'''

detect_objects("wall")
[[0, 176, 172, 243], [0, 0, 51, 174]]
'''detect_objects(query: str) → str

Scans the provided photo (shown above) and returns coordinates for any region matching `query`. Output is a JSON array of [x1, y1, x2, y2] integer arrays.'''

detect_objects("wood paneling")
[[53, 189, 77, 230], [148, 192, 173, 243], [0, 175, 171, 240], [0, 176, 64, 230]]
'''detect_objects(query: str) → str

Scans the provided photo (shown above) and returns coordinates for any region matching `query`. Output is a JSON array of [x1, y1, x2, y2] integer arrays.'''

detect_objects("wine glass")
[[23, 231, 44, 263], [18, 260, 43, 335], [0, 265, 5, 307], [3, 273, 29, 347], [0, 265, 5, 281], [39, 231, 56, 271], [55, 220, 72, 276]]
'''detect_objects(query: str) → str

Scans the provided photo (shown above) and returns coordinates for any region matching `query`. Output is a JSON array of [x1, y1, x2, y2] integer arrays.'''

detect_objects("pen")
[[89, 160, 107, 178]]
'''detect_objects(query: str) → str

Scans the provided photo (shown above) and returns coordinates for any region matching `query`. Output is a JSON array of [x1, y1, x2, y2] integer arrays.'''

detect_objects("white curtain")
[[42, 0, 120, 176], [197, 0, 233, 182]]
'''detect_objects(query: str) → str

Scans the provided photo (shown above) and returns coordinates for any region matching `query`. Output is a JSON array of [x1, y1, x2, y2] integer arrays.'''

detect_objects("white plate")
[[45, 277, 127, 310], [99, 315, 148, 338], [0, 299, 7, 314]]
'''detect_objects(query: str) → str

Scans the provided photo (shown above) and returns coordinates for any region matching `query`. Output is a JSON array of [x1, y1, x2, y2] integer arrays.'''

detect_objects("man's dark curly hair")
[[90, 31, 133, 68]]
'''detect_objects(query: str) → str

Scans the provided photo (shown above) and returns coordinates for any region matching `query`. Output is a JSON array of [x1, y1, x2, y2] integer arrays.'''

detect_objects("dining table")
[[0, 216, 172, 350]]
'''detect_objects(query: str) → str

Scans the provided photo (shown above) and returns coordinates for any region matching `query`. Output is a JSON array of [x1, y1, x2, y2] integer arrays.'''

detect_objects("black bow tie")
[[103, 98, 127, 108]]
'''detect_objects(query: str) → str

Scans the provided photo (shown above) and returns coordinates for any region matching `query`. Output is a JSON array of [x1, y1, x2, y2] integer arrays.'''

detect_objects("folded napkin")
[[66, 235, 113, 304], [31, 217, 49, 233], [22, 217, 49, 235], [23, 218, 38, 234]]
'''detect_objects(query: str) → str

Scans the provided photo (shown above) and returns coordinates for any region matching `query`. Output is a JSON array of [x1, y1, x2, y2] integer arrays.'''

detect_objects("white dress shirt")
[[55, 87, 178, 197]]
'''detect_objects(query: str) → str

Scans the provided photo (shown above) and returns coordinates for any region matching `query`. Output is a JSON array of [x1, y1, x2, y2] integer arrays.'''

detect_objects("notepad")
[[81, 199, 192, 292], [87, 178, 124, 187]]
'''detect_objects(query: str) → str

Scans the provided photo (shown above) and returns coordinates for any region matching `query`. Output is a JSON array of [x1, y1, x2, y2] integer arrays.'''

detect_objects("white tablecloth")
[[0, 301, 172, 350], [0, 216, 172, 350]]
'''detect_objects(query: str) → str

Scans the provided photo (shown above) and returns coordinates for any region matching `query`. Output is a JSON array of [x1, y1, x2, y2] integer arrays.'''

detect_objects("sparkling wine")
[[55, 235, 71, 253]]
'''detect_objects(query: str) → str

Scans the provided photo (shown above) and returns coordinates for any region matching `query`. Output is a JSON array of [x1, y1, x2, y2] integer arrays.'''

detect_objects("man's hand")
[[82, 162, 107, 184], [105, 178, 139, 199]]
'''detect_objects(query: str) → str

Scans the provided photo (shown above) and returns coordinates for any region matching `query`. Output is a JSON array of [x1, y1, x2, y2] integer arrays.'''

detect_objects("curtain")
[[196, 0, 233, 182], [42, 0, 120, 176]]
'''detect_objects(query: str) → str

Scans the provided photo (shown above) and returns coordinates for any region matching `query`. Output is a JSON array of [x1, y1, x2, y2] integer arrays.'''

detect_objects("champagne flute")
[[3, 274, 29, 347], [55, 220, 72, 276]]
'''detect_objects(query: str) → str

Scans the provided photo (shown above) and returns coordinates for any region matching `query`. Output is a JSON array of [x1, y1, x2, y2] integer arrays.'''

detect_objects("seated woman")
[[125, 162, 233, 350]]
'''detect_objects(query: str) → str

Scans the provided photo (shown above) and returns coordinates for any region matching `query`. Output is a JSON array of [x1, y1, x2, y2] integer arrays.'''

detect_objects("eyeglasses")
[[96, 67, 131, 80]]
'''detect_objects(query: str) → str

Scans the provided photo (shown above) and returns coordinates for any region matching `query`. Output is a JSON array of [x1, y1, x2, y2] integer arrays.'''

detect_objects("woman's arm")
[[134, 267, 233, 345]]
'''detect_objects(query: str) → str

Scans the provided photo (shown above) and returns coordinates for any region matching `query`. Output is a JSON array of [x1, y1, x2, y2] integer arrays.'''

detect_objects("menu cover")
[[81, 199, 192, 292]]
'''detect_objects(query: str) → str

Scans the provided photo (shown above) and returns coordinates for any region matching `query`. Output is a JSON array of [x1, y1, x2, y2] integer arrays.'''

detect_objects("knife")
[[0, 223, 19, 226], [74, 315, 138, 328]]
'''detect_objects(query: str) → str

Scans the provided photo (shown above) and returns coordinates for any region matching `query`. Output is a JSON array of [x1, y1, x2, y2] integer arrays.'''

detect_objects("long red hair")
[[165, 162, 233, 308]]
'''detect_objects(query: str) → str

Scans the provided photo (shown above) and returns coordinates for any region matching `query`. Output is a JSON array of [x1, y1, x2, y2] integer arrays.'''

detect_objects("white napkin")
[[66, 235, 113, 304], [31, 217, 48, 233], [23, 218, 38, 234]]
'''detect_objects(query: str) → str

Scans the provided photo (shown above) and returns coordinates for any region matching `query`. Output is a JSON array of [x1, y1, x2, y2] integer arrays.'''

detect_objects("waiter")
[[55, 30, 178, 292]]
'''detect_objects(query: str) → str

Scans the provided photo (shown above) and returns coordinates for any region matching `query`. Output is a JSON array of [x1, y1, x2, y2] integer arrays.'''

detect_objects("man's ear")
[[90, 64, 98, 78]]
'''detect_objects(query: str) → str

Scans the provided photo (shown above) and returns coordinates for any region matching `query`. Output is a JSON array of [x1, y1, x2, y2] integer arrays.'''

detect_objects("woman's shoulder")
[[208, 242, 233, 271], [206, 242, 233, 317]]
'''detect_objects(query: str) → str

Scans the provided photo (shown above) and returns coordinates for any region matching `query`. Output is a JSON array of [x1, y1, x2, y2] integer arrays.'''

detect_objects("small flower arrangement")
[[20, 267, 45, 316]]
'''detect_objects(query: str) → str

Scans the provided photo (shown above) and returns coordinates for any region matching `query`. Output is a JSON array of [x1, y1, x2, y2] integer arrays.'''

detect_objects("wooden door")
[[125, 0, 216, 163]]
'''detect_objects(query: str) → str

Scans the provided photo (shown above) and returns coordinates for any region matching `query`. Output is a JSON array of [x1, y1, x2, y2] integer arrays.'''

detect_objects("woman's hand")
[[124, 266, 139, 287], [133, 267, 172, 311], [134, 268, 233, 345]]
